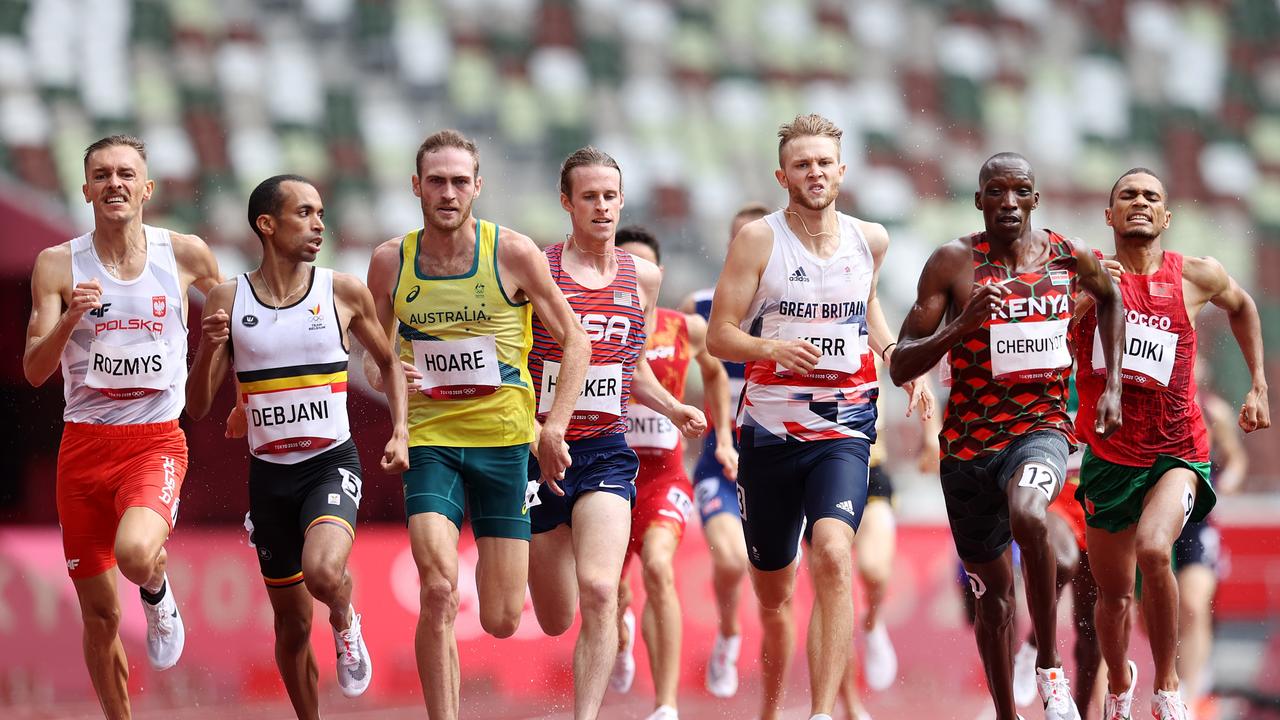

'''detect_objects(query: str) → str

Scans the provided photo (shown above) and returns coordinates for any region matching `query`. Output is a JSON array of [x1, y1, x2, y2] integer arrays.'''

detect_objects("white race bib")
[[412, 335, 502, 400], [84, 339, 174, 399], [990, 319, 1071, 380], [246, 384, 342, 455], [1091, 322, 1178, 388], [626, 403, 679, 451], [776, 321, 864, 375], [539, 361, 624, 421]]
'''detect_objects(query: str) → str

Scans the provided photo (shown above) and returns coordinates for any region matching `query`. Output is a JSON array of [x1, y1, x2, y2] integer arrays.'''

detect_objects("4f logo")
[[89, 303, 112, 318]]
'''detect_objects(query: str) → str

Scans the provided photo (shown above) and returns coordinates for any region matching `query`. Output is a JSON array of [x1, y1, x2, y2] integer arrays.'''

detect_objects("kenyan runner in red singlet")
[[1072, 168, 1270, 720]]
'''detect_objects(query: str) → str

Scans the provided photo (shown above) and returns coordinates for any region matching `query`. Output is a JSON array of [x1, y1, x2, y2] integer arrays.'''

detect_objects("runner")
[[889, 152, 1123, 720], [527, 148, 706, 720], [23, 135, 222, 717], [1073, 168, 1269, 720], [706, 114, 924, 720], [680, 202, 765, 698], [364, 130, 590, 719], [607, 225, 733, 720], [185, 175, 409, 716]]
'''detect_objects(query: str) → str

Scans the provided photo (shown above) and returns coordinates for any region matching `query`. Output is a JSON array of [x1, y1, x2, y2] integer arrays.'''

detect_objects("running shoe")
[[1012, 641, 1038, 706], [864, 621, 898, 691], [705, 632, 741, 698], [1151, 690, 1189, 720], [643, 706, 678, 720], [1037, 666, 1082, 720], [140, 575, 185, 670], [610, 608, 636, 693], [333, 606, 372, 697], [1102, 659, 1138, 720]]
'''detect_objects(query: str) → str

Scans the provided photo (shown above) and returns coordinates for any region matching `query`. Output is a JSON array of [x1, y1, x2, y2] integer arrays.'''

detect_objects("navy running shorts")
[[529, 433, 639, 534]]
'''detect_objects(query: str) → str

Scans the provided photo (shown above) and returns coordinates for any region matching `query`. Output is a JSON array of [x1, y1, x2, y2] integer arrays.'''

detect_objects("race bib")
[[538, 361, 624, 421], [989, 319, 1070, 380], [626, 403, 679, 451], [245, 384, 343, 455], [776, 321, 864, 376], [412, 335, 502, 400], [1091, 322, 1178, 388], [84, 339, 174, 399]]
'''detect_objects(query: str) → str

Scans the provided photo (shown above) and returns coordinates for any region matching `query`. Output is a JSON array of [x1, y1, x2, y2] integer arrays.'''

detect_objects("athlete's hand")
[[202, 309, 231, 346], [1093, 386, 1123, 438], [401, 361, 424, 394], [67, 279, 103, 322], [224, 403, 247, 439], [769, 338, 821, 375], [903, 378, 935, 420], [670, 403, 707, 439], [714, 443, 739, 482], [381, 432, 409, 473], [1101, 258, 1124, 284], [537, 421, 570, 496], [956, 281, 1010, 333], [1239, 384, 1271, 433]]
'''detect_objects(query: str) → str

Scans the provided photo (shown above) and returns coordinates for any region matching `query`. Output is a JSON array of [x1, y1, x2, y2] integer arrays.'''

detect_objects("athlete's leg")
[[568, 491, 631, 720], [1177, 561, 1216, 701], [1085, 523, 1138, 696], [72, 571, 130, 720], [113, 506, 170, 592], [301, 523, 355, 632], [617, 572, 634, 650], [753, 563, 798, 720], [265, 582, 319, 720], [806, 553, 866, 720], [963, 552, 1019, 720], [1071, 550, 1102, 716], [807, 517, 856, 717], [409, 512, 462, 720], [1135, 467, 1199, 692], [704, 512, 748, 639], [528, 524, 577, 636], [855, 499, 895, 632], [474, 537, 528, 638], [1006, 464, 1061, 672], [639, 524, 681, 711]]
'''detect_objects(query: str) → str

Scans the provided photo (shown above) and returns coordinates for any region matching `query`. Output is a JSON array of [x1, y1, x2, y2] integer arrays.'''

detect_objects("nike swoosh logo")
[[598, 483, 622, 490]]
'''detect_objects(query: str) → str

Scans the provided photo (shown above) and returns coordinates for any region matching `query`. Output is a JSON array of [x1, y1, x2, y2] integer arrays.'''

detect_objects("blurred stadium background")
[[1, 1, 1279, 718]]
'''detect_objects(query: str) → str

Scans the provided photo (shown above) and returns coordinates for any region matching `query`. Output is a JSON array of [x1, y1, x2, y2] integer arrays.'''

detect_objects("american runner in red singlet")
[[891, 153, 1123, 720], [23, 136, 223, 717], [1072, 168, 1270, 720], [608, 227, 732, 720], [525, 149, 706, 720]]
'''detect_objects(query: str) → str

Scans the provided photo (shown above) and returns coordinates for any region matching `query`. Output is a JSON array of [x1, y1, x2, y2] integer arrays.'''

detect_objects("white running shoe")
[[705, 633, 741, 698], [864, 621, 898, 691], [1037, 666, 1082, 720], [141, 576, 185, 670], [1012, 641, 1038, 706], [610, 608, 636, 693], [1151, 690, 1189, 720], [1102, 659, 1138, 720], [643, 705, 678, 720], [333, 606, 372, 697]]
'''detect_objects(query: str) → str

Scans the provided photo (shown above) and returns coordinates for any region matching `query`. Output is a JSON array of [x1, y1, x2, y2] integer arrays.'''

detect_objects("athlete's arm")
[[860, 220, 934, 419], [1185, 255, 1270, 432], [1204, 392, 1248, 493], [336, 272, 410, 473], [23, 244, 90, 387], [706, 219, 819, 373], [185, 280, 236, 420], [499, 230, 589, 484], [363, 237, 422, 394], [686, 312, 737, 479], [631, 256, 706, 439], [172, 232, 224, 297], [889, 239, 1001, 386], [1073, 239, 1124, 437]]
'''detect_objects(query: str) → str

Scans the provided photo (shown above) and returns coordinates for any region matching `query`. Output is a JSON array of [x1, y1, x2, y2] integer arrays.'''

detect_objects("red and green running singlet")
[[941, 231, 1078, 461]]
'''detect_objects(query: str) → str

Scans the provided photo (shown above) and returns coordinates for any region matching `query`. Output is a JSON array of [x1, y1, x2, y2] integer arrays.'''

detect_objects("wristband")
[[880, 342, 897, 361]]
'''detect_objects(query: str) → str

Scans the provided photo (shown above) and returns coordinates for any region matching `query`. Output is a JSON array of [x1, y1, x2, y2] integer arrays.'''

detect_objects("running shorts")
[[1077, 450, 1214, 533], [627, 466, 695, 560], [403, 443, 531, 540], [530, 434, 639, 534], [693, 429, 740, 524]]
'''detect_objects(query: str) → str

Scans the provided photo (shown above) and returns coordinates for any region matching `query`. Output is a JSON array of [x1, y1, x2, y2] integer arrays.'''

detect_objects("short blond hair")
[[416, 129, 479, 176], [777, 114, 842, 163]]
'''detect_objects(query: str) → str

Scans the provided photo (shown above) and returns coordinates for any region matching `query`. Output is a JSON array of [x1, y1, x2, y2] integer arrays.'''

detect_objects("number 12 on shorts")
[[1016, 463, 1057, 501]]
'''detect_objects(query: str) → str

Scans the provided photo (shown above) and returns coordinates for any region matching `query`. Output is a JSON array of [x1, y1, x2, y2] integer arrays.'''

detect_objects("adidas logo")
[[836, 499, 855, 515], [788, 267, 810, 282]]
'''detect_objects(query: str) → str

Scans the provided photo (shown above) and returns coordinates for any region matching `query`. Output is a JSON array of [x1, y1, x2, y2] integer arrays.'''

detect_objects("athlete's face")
[[413, 147, 482, 234], [617, 241, 657, 266], [1106, 172, 1170, 241], [260, 181, 325, 262], [561, 165, 624, 244], [82, 145, 153, 225], [976, 162, 1038, 239], [776, 136, 844, 212]]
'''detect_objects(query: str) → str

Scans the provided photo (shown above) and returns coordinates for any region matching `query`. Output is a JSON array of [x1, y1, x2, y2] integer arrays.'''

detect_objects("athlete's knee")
[[1135, 540, 1173, 578], [479, 601, 521, 639], [756, 586, 793, 614], [1096, 583, 1132, 615], [1009, 505, 1048, 547], [809, 539, 853, 585], [973, 590, 1014, 629], [113, 540, 160, 585], [577, 575, 618, 617], [641, 555, 675, 597], [419, 576, 459, 624], [302, 564, 345, 604]]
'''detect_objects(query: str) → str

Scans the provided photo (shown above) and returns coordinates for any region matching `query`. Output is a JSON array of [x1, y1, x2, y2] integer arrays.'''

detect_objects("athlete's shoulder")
[[929, 235, 974, 267], [169, 230, 215, 267], [330, 269, 370, 295], [847, 215, 889, 254], [494, 225, 541, 261], [31, 241, 72, 286], [1181, 254, 1230, 293], [369, 235, 406, 276], [206, 276, 238, 309]]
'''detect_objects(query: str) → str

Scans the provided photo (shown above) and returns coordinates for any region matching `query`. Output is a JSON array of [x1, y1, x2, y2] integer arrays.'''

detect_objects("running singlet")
[[60, 226, 188, 425], [231, 268, 351, 464], [529, 243, 647, 441], [737, 210, 878, 445], [394, 220, 535, 447], [941, 231, 1077, 461], [625, 308, 690, 460], [1073, 250, 1209, 465]]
